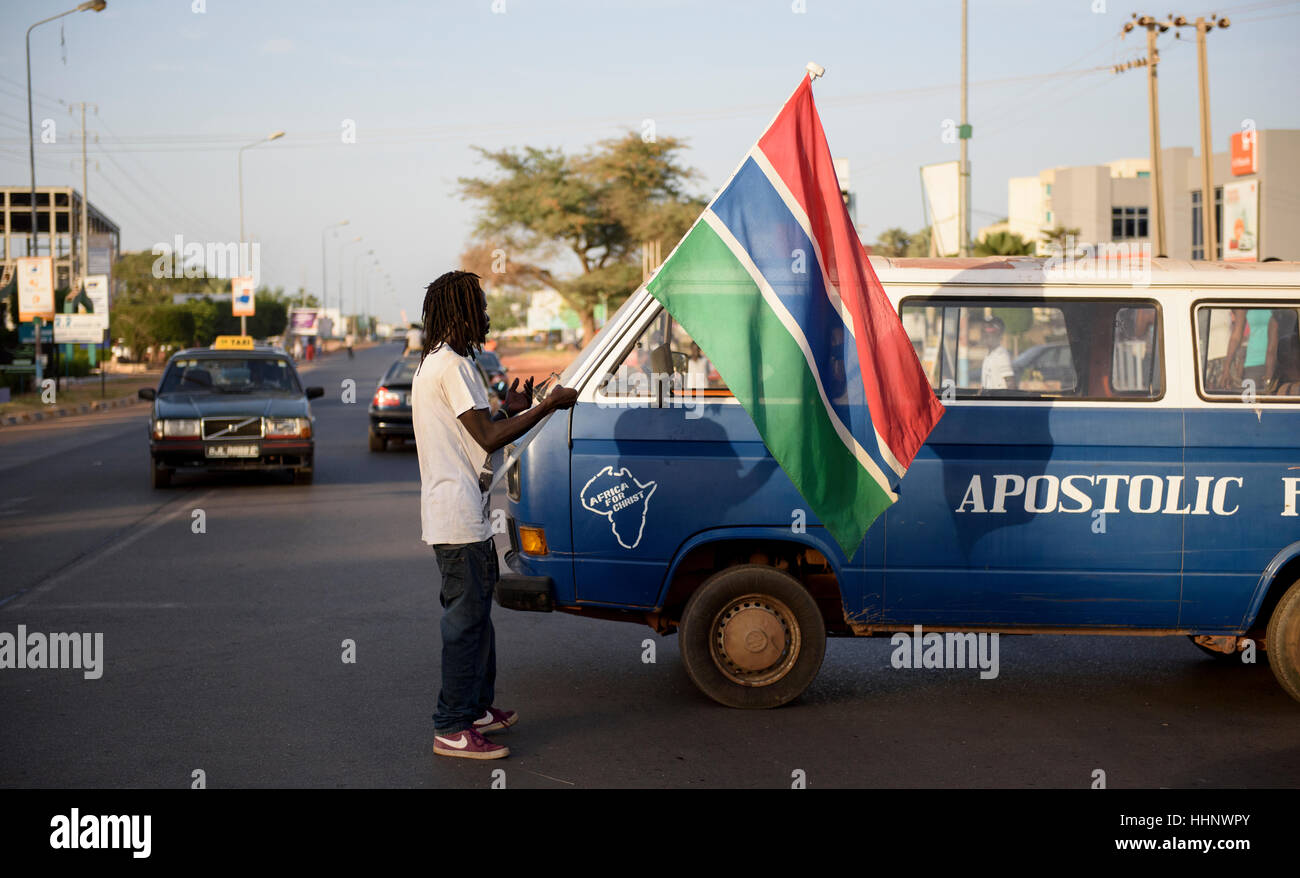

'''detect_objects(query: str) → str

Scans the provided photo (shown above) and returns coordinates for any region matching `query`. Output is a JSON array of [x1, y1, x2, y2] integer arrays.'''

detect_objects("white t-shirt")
[[412, 345, 493, 545], [981, 345, 1014, 390]]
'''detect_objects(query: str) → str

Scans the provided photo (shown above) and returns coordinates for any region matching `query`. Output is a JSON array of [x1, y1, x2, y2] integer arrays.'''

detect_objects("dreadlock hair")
[[420, 270, 488, 361]]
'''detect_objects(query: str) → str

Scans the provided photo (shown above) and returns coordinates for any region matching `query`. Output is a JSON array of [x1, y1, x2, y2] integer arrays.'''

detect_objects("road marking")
[[1, 487, 215, 611]]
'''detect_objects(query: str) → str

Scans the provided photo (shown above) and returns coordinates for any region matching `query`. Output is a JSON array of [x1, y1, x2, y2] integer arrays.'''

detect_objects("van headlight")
[[265, 417, 311, 438], [154, 418, 200, 439]]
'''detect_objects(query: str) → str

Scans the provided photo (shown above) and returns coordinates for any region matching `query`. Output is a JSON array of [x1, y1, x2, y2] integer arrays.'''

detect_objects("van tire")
[[678, 564, 826, 709], [1266, 578, 1300, 704]]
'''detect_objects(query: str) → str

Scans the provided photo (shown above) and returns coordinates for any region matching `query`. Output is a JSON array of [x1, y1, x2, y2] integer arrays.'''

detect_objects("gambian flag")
[[647, 74, 945, 556]]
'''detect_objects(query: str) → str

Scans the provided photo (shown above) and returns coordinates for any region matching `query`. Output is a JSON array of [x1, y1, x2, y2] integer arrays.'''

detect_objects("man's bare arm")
[[458, 386, 578, 454]]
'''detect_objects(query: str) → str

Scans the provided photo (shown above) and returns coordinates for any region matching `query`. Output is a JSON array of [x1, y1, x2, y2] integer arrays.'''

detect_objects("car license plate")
[[206, 444, 259, 458]]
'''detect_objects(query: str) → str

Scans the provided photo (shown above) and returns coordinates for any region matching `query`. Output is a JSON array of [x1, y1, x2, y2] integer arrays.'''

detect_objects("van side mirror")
[[306, 386, 325, 400], [138, 388, 156, 401]]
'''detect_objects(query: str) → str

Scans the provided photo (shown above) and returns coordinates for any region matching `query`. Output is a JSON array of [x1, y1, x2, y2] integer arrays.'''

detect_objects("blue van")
[[497, 257, 1300, 708]]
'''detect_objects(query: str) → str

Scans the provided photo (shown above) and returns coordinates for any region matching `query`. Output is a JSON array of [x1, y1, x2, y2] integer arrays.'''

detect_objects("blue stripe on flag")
[[710, 157, 898, 487]]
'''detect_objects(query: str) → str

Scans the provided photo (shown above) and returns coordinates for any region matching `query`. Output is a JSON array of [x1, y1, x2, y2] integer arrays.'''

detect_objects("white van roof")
[[869, 256, 1300, 288]]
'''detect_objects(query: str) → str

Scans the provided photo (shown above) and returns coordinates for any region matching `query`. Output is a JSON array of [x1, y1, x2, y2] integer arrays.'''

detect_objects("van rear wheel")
[[678, 564, 826, 709], [1266, 579, 1300, 704]]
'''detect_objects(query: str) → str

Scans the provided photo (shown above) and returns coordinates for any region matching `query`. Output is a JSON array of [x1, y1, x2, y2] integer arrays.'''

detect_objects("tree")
[[874, 227, 912, 257], [459, 133, 704, 345], [975, 231, 1035, 257], [906, 226, 932, 257], [1041, 225, 1082, 257]]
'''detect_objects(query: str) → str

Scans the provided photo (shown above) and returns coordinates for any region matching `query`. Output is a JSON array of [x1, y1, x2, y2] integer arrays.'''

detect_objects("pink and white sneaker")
[[472, 707, 519, 734], [433, 727, 509, 760]]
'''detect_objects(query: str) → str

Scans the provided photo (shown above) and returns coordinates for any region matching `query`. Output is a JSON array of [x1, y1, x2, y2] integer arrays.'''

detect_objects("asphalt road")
[[2, 343, 1298, 789]]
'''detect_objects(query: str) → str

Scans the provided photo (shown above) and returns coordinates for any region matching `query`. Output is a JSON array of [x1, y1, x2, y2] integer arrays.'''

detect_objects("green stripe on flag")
[[648, 220, 893, 556]]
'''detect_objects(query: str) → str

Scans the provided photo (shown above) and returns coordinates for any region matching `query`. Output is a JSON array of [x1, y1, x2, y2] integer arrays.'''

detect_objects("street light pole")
[[338, 236, 362, 338], [319, 219, 348, 307], [236, 129, 284, 335], [352, 249, 373, 334], [26, 2, 106, 256], [25, 1, 106, 389]]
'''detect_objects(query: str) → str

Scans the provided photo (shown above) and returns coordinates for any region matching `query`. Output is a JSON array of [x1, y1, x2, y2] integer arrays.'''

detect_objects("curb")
[[1, 393, 142, 427]]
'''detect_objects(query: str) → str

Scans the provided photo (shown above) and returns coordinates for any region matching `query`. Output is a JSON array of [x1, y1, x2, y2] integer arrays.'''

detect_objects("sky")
[[1, 0, 1297, 326]]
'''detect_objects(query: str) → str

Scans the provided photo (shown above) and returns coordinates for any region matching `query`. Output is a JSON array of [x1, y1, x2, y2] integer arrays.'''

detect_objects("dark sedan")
[[368, 351, 501, 451], [368, 354, 418, 451], [139, 341, 324, 488]]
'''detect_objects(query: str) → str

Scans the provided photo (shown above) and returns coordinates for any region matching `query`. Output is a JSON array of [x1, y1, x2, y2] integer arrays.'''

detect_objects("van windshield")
[[559, 291, 640, 388]]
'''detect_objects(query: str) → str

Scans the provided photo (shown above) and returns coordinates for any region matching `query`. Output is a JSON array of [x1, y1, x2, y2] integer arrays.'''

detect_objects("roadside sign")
[[232, 276, 255, 317], [84, 275, 110, 329], [1230, 130, 1258, 177], [17, 257, 55, 321], [212, 335, 254, 350], [18, 322, 54, 344], [53, 313, 106, 344]]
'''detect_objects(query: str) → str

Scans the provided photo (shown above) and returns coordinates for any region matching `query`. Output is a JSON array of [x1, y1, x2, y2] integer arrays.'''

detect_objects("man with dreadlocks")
[[412, 270, 577, 760]]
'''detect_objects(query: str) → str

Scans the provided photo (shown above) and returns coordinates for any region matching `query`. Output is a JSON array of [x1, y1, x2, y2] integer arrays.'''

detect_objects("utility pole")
[[71, 102, 98, 286], [72, 101, 103, 395], [1174, 14, 1230, 260], [958, 0, 971, 257], [1123, 14, 1174, 257]]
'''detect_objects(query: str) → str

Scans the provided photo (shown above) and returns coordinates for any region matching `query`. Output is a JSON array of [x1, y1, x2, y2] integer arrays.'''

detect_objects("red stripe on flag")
[[757, 76, 943, 470]]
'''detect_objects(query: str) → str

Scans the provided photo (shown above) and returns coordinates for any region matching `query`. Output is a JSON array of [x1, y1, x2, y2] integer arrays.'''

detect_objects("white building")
[[1002, 129, 1299, 261]]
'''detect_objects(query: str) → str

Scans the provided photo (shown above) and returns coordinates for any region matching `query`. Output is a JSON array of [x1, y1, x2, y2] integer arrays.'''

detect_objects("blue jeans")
[[432, 537, 498, 735]]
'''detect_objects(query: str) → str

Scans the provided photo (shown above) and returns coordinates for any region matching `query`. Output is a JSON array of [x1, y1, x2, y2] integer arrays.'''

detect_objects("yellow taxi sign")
[[212, 335, 255, 350]]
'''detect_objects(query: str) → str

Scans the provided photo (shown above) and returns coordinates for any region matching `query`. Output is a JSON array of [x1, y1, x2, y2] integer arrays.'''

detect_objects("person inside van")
[[1265, 307, 1300, 395], [412, 270, 577, 761], [980, 316, 1016, 391]]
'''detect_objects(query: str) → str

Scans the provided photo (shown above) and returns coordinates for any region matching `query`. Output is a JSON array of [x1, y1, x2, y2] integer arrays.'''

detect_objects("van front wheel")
[[1266, 578, 1300, 704], [679, 564, 826, 709]]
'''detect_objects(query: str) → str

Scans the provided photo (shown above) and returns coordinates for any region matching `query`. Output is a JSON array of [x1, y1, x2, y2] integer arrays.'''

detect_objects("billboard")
[[17, 257, 55, 322], [921, 161, 961, 257], [1223, 179, 1258, 262], [288, 307, 320, 336]]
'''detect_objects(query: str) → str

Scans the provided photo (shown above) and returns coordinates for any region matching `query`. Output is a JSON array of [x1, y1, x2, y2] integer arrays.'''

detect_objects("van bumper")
[[495, 566, 555, 613]]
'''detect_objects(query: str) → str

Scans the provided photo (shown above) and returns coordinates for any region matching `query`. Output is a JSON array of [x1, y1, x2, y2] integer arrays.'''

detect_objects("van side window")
[[601, 311, 672, 399], [900, 299, 1163, 401], [1196, 304, 1300, 400], [668, 318, 731, 398], [599, 311, 732, 401]]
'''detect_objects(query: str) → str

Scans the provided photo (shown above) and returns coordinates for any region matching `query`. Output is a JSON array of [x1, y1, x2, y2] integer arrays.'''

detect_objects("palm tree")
[[1041, 225, 1082, 257], [975, 231, 1035, 257]]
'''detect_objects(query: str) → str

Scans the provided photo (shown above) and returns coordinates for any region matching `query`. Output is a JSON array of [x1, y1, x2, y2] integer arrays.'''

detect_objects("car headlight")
[[154, 418, 200, 439], [265, 417, 310, 438]]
